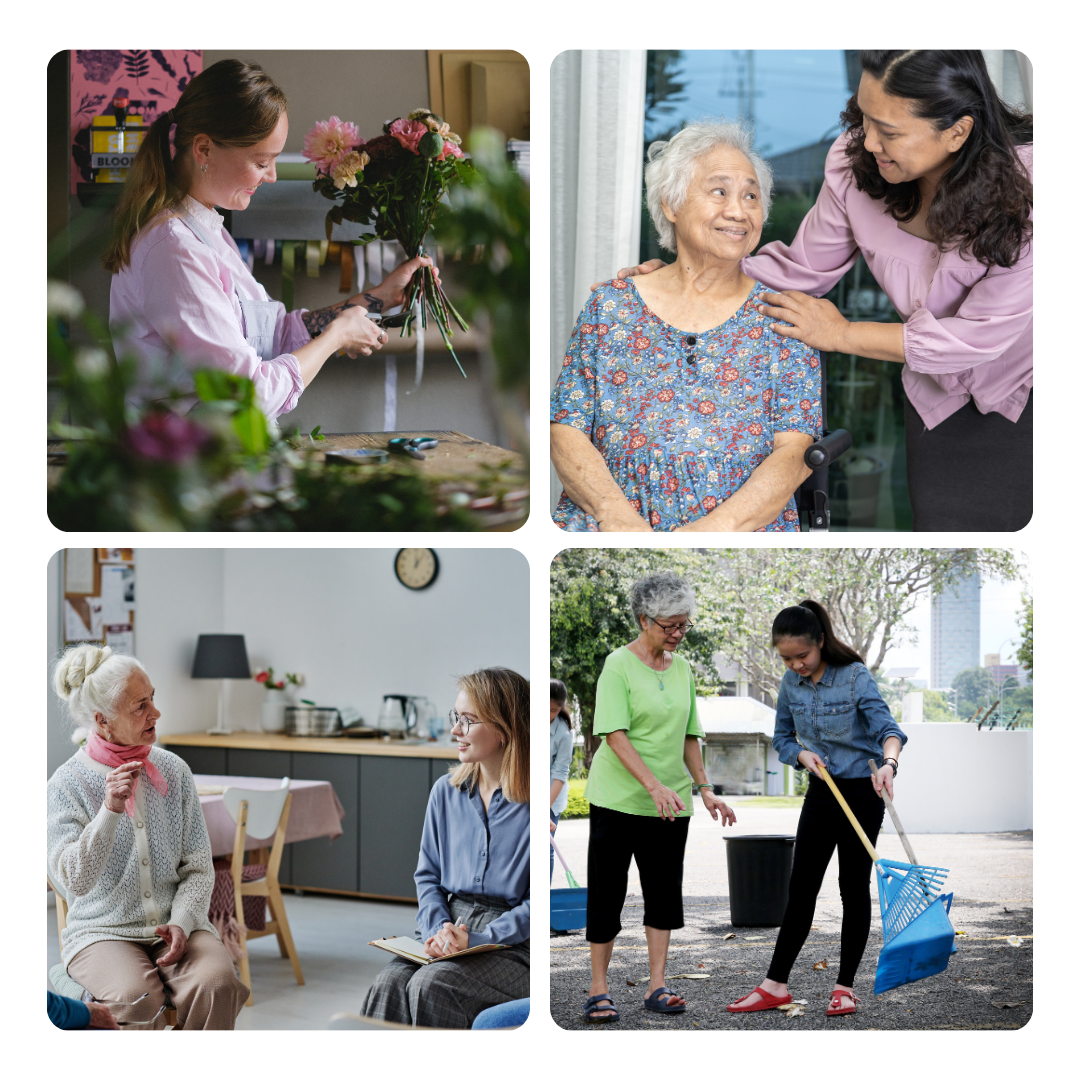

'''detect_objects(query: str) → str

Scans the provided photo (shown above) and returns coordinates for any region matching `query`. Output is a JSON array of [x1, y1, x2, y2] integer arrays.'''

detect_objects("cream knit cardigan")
[[47, 746, 216, 967]]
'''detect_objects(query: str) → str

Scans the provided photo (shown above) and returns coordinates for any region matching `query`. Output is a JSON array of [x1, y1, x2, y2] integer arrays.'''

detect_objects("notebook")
[[368, 936, 508, 965]]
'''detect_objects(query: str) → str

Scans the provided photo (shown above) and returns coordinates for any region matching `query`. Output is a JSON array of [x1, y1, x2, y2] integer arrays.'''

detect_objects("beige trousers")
[[67, 930, 249, 1030]]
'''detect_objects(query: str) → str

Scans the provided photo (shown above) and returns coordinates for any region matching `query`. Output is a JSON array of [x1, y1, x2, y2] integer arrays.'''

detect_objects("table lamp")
[[192, 634, 250, 735]]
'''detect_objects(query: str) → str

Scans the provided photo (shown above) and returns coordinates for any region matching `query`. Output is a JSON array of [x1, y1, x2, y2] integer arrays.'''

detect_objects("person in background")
[[550, 679, 574, 882]]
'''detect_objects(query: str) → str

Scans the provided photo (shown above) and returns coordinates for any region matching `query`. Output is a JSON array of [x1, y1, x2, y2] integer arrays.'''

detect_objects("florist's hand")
[[797, 750, 826, 779], [154, 924, 189, 966], [332, 304, 388, 358], [365, 255, 438, 310], [757, 290, 850, 353], [702, 790, 737, 825], [871, 762, 896, 800]]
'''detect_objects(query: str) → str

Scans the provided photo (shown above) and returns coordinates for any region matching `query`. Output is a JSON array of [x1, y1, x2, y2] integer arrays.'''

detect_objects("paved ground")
[[549, 798, 1033, 1031]]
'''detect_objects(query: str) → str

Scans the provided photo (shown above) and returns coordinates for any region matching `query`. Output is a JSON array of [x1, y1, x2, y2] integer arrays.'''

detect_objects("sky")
[[864, 548, 1032, 682]]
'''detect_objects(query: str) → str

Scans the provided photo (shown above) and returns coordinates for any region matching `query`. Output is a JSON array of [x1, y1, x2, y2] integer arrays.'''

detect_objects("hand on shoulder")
[[589, 260, 665, 293]]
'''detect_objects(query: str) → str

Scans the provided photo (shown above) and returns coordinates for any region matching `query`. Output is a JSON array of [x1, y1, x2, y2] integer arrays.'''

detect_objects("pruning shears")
[[388, 436, 439, 461]]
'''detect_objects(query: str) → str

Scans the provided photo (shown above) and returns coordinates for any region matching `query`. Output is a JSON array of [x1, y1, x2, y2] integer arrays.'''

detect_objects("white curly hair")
[[645, 118, 773, 254]]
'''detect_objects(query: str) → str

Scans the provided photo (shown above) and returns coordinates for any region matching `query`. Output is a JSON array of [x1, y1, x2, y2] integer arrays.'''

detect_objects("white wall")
[[47, 552, 72, 778], [882, 724, 1032, 834], [69, 549, 527, 735]]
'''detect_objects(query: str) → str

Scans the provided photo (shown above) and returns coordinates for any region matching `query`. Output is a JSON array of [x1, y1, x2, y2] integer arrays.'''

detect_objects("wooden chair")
[[223, 778, 304, 1004], [47, 873, 178, 1027]]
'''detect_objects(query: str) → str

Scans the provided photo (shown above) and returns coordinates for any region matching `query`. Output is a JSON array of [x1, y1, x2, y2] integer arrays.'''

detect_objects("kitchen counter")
[[159, 730, 459, 759], [161, 731, 461, 901]]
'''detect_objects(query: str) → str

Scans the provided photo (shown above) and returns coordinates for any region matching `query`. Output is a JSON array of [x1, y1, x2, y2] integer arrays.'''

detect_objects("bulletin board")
[[63, 549, 136, 656]]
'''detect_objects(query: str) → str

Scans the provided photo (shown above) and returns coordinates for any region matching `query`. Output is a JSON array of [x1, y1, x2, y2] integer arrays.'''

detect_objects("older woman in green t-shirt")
[[581, 572, 737, 1023]]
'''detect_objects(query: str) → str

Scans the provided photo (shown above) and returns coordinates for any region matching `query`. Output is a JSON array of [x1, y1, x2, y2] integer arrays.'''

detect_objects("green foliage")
[[951, 666, 997, 705], [920, 689, 956, 723], [562, 780, 590, 819], [645, 50, 688, 138], [1017, 594, 1033, 674]]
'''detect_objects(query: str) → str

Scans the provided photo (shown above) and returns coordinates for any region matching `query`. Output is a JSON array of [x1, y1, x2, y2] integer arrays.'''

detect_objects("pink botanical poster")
[[70, 50, 202, 192]]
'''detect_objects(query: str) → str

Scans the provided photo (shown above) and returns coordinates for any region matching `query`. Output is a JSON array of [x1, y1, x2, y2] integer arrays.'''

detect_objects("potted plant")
[[254, 668, 304, 732]]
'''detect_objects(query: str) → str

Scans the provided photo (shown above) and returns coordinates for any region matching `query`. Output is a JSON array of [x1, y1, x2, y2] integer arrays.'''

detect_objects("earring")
[[201, 164, 208, 174]]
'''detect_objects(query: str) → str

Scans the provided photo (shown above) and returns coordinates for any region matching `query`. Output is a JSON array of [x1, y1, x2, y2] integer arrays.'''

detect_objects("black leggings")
[[766, 775, 885, 989]]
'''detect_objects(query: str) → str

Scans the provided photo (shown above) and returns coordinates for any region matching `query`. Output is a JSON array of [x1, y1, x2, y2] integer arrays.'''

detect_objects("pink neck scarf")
[[84, 732, 168, 817]]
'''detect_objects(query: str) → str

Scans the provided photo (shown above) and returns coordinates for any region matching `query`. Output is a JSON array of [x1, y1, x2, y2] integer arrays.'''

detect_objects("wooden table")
[[48, 430, 528, 529]]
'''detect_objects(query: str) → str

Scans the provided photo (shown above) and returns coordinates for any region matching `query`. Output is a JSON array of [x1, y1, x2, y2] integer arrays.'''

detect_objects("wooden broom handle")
[[868, 759, 919, 865], [817, 765, 880, 863]]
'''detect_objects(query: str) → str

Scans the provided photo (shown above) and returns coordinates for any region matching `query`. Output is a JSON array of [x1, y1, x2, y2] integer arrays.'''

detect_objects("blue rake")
[[818, 766, 957, 994], [550, 837, 587, 932]]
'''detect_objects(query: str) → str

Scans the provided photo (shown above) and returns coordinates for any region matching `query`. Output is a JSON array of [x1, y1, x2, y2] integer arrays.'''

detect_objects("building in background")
[[930, 571, 981, 691], [984, 653, 1022, 689]]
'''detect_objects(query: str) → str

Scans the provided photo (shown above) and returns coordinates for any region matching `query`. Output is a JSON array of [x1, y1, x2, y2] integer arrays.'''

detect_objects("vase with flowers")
[[255, 668, 304, 732]]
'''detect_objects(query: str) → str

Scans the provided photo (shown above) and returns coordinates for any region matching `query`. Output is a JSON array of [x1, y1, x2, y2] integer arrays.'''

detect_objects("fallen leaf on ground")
[[783, 1006, 805, 1018], [698, 963, 706, 968], [991, 1001, 1028, 1009], [626, 980, 636, 986], [776, 1000, 809, 1011], [722, 933, 736, 940], [744, 936, 765, 941], [813, 959, 829, 970], [955, 930, 967, 936], [1006, 936, 1024, 948], [669, 972, 711, 979]]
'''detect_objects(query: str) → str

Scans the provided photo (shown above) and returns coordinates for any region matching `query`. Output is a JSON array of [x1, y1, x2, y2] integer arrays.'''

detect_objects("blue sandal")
[[582, 994, 620, 1023], [644, 986, 687, 1013]]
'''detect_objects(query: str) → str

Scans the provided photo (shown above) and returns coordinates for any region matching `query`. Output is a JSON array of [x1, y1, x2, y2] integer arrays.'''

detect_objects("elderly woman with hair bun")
[[48, 645, 248, 1029], [583, 574, 902, 1019], [550, 119, 822, 532]]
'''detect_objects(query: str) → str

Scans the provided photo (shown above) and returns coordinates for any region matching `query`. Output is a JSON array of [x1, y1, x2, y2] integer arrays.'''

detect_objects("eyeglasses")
[[86, 990, 167, 1026], [448, 709, 486, 735], [650, 618, 694, 634]]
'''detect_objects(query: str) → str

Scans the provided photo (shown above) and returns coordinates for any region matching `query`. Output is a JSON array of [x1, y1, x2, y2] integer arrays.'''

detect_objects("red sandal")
[[826, 991, 860, 1016], [727, 986, 793, 1013]]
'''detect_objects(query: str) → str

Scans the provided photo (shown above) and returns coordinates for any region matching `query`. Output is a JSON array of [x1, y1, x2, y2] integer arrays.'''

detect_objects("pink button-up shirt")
[[744, 136, 1032, 429], [110, 197, 310, 419]]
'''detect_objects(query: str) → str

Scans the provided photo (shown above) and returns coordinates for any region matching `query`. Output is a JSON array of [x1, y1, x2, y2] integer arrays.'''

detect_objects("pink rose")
[[388, 118, 429, 154], [440, 139, 464, 160]]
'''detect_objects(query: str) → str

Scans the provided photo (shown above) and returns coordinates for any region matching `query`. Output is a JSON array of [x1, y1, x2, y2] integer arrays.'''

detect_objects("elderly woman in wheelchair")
[[550, 118, 827, 532]]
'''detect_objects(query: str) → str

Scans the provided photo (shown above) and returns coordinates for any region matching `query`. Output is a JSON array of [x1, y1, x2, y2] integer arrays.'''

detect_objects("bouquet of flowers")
[[254, 668, 303, 692], [304, 109, 473, 376]]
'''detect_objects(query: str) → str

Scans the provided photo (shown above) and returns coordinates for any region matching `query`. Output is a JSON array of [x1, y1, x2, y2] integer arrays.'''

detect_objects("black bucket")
[[724, 834, 796, 927]]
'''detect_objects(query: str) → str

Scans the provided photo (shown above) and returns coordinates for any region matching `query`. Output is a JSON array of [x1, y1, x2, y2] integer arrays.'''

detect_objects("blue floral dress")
[[550, 279, 823, 531]]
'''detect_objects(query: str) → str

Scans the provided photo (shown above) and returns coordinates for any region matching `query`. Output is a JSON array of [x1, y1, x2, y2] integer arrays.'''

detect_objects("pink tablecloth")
[[193, 774, 345, 858]]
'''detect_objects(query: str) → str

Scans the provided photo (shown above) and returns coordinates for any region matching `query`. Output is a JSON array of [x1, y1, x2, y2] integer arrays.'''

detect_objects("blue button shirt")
[[415, 774, 530, 946], [772, 662, 907, 779]]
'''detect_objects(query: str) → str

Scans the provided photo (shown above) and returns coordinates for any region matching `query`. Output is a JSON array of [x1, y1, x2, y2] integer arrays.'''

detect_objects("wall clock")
[[394, 548, 439, 590]]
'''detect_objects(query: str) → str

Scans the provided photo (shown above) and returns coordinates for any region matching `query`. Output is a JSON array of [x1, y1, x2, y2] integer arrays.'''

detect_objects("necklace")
[[630, 639, 665, 691]]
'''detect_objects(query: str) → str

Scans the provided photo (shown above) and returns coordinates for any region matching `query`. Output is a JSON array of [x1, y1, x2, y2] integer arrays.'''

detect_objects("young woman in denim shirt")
[[728, 600, 906, 1018]]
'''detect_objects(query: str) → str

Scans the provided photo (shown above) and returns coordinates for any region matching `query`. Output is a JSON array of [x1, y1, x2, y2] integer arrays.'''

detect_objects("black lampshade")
[[191, 634, 250, 679]]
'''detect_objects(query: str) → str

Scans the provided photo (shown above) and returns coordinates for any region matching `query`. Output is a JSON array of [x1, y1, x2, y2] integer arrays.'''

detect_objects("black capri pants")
[[586, 803, 691, 943], [766, 774, 885, 989], [904, 391, 1032, 532]]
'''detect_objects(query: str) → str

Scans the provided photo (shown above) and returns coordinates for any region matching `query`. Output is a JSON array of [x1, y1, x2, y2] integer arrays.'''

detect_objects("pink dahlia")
[[304, 116, 362, 174]]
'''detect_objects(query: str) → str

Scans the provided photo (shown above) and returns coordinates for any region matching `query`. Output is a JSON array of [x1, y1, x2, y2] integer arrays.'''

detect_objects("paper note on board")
[[64, 549, 95, 594], [105, 625, 134, 656], [101, 565, 135, 621], [64, 599, 93, 641]]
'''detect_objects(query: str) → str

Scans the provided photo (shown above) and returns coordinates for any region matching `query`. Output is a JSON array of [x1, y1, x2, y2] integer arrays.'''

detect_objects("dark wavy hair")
[[772, 600, 863, 668], [840, 50, 1032, 268]]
